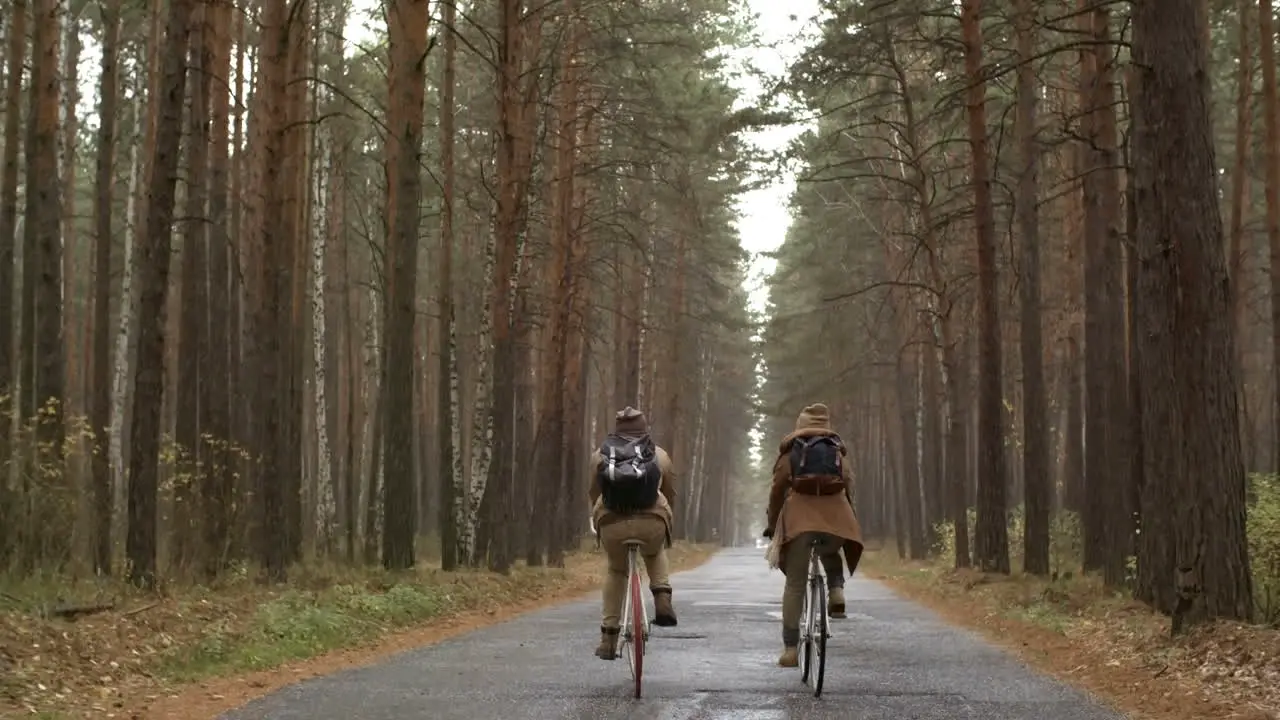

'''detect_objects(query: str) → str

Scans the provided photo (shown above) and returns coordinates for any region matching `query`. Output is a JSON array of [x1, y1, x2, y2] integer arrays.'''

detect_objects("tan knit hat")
[[795, 403, 831, 431]]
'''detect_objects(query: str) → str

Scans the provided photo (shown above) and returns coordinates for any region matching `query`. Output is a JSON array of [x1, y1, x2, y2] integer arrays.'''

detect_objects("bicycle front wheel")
[[811, 580, 828, 697], [629, 568, 645, 698]]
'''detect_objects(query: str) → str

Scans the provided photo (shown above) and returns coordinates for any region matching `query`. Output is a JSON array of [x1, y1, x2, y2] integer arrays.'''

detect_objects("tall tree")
[[437, 0, 461, 571], [1079, 1, 1131, 587], [172, 0, 212, 572], [22, 0, 64, 442], [127, 0, 195, 589], [381, 0, 430, 571], [0, 0, 28, 545], [1261, 0, 1280, 469], [201, 0, 235, 578], [0, 0, 25, 390], [251, 0, 295, 582], [960, 0, 1009, 574], [1130, 0, 1254, 627], [1015, 0, 1049, 576], [91, 0, 124, 576]]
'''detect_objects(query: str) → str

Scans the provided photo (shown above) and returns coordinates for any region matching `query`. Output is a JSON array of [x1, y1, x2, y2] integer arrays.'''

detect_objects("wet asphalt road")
[[222, 548, 1123, 719]]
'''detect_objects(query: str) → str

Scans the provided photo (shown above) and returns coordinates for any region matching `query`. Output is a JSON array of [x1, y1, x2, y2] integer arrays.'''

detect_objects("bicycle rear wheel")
[[628, 563, 645, 698], [799, 581, 812, 684], [811, 578, 827, 697]]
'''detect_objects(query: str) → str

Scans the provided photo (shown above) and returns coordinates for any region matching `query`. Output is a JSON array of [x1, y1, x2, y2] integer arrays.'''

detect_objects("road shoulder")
[[0, 544, 716, 720], [860, 551, 1278, 720]]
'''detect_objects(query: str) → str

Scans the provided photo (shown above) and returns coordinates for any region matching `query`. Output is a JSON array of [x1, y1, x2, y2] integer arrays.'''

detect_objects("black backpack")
[[596, 433, 663, 513], [789, 434, 846, 495]]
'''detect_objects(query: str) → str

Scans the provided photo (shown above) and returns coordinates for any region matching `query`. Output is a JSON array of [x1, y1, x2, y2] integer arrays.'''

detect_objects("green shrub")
[[1248, 473, 1280, 624], [925, 480, 1279, 625], [931, 507, 1081, 576]]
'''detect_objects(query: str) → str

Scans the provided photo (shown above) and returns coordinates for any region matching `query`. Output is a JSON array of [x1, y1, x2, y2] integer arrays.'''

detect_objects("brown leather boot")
[[653, 589, 678, 627], [595, 626, 619, 660], [829, 586, 847, 619], [778, 645, 799, 667]]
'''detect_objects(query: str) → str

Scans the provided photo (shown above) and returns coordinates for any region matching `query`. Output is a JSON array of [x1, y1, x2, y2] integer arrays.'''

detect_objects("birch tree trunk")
[[358, 284, 381, 546], [91, 0, 123, 576], [110, 58, 147, 538], [457, 230, 495, 564], [311, 62, 335, 553]]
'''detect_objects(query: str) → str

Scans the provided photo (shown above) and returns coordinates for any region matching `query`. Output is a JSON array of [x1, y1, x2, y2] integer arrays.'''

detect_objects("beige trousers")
[[781, 531, 843, 645], [598, 515, 670, 629]]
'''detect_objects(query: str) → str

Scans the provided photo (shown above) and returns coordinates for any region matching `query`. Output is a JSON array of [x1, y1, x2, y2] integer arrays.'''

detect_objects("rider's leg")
[[822, 552, 847, 618], [779, 531, 817, 666], [595, 520, 631, 659], [635, 517, 677, 627]]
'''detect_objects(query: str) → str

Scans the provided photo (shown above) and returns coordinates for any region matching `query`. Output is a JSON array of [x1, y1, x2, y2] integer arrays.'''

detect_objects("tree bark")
[[201, 0, 235, 578], [1131, 0, 1254, 626], [960, 0, 1010, 574], [91, 0, 123, 576], [381, 0, 430, 570], [127, 0, 194, 588], [23, 0, 65, 447], [437, 0, 461, 571], [0, 0, 26, 464], [1260, 0, 1280, 473], [1015, 0, 1049, 575], [251, 0, 293, 582], [172, 0, 211, 574]]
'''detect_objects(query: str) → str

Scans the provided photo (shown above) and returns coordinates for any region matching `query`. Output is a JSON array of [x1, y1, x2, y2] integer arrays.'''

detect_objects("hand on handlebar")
[[762, 528, 774, 539]]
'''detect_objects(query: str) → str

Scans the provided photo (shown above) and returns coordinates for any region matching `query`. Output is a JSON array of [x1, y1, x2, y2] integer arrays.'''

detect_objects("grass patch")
[[0, 543, 717, 719], [160, 565, 575, 680]]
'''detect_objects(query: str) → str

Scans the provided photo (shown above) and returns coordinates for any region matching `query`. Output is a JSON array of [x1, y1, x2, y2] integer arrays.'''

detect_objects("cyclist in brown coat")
[[764, 402, 864, 667]]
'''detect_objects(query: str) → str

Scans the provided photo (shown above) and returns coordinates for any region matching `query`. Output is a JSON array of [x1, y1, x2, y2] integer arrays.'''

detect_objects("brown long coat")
[[766, 404, 864, 575]]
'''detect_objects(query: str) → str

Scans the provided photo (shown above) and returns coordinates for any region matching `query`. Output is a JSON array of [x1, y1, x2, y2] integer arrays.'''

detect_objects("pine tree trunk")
[[251, 0, 294, 582], [0, 0, 27, 484], [1015, 0, 1050, 576], [90, 0, 122, 577], [201, 0, 234, 579], [127, 0, 195, 588], [381, 0, 429, 570], [1259, 0, 1280, 472], [24, 0, 65, 451], [172, 0, 210, 574], [1131, 0, 1254, 626], [960, 0, 1010, 574]]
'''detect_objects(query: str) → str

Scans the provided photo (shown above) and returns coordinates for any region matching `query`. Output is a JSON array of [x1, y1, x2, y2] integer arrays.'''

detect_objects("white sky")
[[727, 0, 819, 315]]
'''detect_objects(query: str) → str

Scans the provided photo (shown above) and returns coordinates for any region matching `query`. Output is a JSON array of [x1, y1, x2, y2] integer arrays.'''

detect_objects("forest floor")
[[860, 549, 1279, 720], [0, 542, 716, 720]]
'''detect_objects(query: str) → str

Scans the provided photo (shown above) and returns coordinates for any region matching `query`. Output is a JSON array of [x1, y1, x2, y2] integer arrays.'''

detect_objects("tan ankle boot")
[[653, 589, 677, 627], [778, 645, 799, 667], [595, 627, 619, 660], [829, 586, 846, 618]]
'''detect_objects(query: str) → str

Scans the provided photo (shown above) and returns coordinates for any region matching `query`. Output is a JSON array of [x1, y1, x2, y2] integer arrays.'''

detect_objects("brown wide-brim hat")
[[615, 406, 649, 434]]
